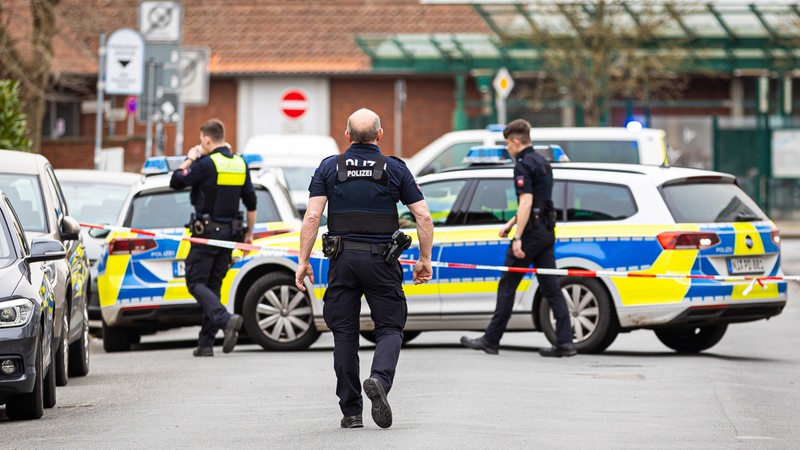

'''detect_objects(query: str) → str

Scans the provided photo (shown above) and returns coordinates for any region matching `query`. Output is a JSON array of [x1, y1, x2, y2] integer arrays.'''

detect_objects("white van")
[[406, 125, 669, 177], [244, 134, 340, 213]]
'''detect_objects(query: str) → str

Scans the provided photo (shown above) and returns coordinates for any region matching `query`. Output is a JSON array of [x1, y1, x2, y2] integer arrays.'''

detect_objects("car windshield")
[[60, 180, 132, 224], [126, 188, 282, 229], [0, 174, 47, 233], [662, 181, 765, 223], [0, 209, 14, 268], [280, 167, 316, 192]]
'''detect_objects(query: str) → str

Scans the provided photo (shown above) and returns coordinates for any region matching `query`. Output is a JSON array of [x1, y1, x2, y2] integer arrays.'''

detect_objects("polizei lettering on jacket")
[[345, 158, 377, 179]]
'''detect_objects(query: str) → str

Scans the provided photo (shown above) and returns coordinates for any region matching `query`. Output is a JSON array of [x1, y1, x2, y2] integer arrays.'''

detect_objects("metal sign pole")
[[94, 32, 106, 170], [145, 58, 155, 158]]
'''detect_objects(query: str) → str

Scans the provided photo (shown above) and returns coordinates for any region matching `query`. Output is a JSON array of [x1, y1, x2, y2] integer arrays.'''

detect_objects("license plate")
[[173, 261, 186, 278], [727, 256, 764, 275]]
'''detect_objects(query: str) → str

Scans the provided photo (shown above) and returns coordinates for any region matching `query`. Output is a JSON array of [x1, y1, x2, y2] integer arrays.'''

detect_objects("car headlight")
[[0, 298, 35, 328]]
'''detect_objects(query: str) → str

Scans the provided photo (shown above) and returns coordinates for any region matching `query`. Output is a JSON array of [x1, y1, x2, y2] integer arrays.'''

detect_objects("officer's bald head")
[[346, 108, 382, 144]]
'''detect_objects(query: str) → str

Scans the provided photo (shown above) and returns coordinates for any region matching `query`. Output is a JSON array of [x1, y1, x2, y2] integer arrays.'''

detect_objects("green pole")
[[453, 73, 468, 131]]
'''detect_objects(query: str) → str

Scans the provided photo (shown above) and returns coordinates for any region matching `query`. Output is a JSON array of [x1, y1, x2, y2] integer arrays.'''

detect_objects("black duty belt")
[[342, 240, 390, 254]]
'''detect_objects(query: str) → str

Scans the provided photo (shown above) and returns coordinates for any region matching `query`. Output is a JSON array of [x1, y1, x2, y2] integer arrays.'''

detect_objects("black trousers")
[[323, 247, 407, 417], [484, 226, 573, 347], [185, 227, 235, 348]]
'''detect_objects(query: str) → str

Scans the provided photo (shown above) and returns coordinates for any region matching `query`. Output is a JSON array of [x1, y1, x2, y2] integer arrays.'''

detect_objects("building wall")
[[330, 76, 474, 158]]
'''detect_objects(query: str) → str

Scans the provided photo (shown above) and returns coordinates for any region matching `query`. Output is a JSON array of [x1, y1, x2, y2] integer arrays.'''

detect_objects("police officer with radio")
[[294, 108, 433, 429], [170, 119, 256, 357], [460, 119, 575, 357]]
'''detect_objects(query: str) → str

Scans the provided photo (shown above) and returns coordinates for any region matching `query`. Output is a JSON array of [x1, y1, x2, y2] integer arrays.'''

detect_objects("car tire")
[[654, 324, 728, 353], [242, 272, 320, 351], [6, 334, 45, 420], [68, 303, 91, 376], [359, 330, 421, 345], [55, 309, 69, 387], [537, 277, 619, 354], [102, 321, 134, 352], [43, 332, 57, 409]]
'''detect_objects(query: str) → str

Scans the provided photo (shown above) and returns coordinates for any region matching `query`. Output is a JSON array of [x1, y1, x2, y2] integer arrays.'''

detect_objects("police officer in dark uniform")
[[294, 108, 433, 429], [170, 119, 256, 357], [460, 119, 576, 357]]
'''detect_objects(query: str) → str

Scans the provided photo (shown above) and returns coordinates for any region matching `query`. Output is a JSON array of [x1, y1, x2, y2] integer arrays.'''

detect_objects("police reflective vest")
[[327, 153, 399, 235], [204, 152, 247, 220]]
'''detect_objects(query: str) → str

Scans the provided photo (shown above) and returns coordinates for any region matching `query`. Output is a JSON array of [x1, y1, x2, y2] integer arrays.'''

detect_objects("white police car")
[[237, 146, 786, 354], [407, 123, 669, 177], [94, 155, 301, 352]]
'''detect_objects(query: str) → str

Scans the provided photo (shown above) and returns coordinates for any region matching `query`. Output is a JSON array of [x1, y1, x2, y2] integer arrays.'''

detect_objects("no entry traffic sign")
[[280, 89, 308, 119]]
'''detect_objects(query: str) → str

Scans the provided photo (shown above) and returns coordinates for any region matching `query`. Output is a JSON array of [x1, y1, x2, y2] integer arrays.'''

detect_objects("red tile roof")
[[16, 0, 491, 76]]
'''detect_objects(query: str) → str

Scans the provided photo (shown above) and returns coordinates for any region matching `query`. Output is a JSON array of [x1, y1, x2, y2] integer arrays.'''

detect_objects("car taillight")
[[253, 229, 293, 240], [657, 231, 720, 250], [108, 238, 157, 255], [771, 229, 781, 246]]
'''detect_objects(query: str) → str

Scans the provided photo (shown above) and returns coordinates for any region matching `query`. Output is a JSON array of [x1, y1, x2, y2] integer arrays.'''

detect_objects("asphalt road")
[[2, 242, 799, 449]]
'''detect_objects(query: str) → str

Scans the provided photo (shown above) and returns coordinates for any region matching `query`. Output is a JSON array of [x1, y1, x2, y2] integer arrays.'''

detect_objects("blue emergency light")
[[241, 153, 264, 170], [533, 144, 570, 162], [141, 156, 186, 175], [485, 124, 506, 132], [462, 145, 513, 165]]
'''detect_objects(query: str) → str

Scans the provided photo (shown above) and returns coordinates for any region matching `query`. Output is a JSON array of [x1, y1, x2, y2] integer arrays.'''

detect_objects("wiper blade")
[[735, 212, 761, 222]]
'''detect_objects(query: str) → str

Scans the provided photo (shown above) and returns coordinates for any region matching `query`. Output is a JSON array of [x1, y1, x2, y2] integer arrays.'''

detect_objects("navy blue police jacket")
[[170, 146, 257, 222], [309, 143, 423, 243]]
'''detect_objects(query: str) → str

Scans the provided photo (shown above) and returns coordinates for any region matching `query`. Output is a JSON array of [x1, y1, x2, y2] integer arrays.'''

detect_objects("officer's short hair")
[[503, 119, 531, 144], [200, 119, 225, 143], [347, 113, 381, 144]]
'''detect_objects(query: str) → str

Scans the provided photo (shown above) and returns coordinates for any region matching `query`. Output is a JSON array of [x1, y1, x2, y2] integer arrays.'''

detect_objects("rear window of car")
[[126, 188, 282, 229], [536, 140, 639, 164], [0, 174, 48, 233], [661, 181, 765, 223], [60, 181, 132, 224]]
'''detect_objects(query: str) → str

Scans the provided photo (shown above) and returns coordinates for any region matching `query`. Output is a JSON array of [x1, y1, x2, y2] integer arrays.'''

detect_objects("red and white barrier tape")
[[81, 222, 800, 294]]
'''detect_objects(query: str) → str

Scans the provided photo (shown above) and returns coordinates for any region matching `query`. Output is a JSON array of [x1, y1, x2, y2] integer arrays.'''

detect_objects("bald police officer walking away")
[[460, 119, 576, 357], [295, 108, 433, 429], [171, 119, 256, 357]]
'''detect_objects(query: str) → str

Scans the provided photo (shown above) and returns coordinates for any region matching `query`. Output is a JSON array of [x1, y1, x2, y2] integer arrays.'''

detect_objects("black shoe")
[[340, 415, 364, 429], [460, 335, 499, 355], [362, 378, 392, 429], [222, 314, 243, 354], [192, 347, 213, 357], [539, 343, 577, 357]]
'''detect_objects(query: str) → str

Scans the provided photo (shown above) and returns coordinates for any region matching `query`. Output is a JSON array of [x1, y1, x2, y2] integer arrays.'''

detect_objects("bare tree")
[[0, 0, 62, 152], [495, 0, 697, 126]]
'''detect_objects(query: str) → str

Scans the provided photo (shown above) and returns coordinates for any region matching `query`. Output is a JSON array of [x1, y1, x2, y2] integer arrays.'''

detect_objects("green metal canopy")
[[356, 1, 800, 75]]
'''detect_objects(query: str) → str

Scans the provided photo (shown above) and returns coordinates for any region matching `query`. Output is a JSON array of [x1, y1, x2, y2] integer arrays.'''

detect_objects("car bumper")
[[0, 324, 39, 397]]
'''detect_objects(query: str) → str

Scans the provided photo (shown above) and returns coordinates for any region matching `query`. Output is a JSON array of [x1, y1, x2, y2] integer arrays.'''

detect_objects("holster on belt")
[[321, 233, 342, 260], [383, 230, 412, 264], [186, 213, 210, 236], [231, 211, 245, 242]]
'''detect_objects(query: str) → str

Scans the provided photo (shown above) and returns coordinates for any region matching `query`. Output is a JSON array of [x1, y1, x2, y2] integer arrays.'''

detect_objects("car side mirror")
[[60, 215, 81, 241], [88, 227, 111, 239], [27, 238, 67, 263]]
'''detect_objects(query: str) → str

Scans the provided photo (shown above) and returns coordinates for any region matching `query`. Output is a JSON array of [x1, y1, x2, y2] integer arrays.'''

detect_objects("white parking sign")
[[105, 29, 144, 95]]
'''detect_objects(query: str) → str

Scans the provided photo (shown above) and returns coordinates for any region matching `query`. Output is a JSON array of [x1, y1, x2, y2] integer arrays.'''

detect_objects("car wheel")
[[43, 331, 57, 409], [55, 310, 69, 386], [242, 272, 320, 351], [68, 302, 91, 376], [537, 277, 619, 354], [359, 330, 421, 345], [654, 324, 728, 353], [101, 321, 134, 352], [5, 334, 45, 420]]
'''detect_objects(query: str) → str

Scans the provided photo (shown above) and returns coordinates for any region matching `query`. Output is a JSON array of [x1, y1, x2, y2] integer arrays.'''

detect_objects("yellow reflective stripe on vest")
[[209, 153, 247, 186]]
